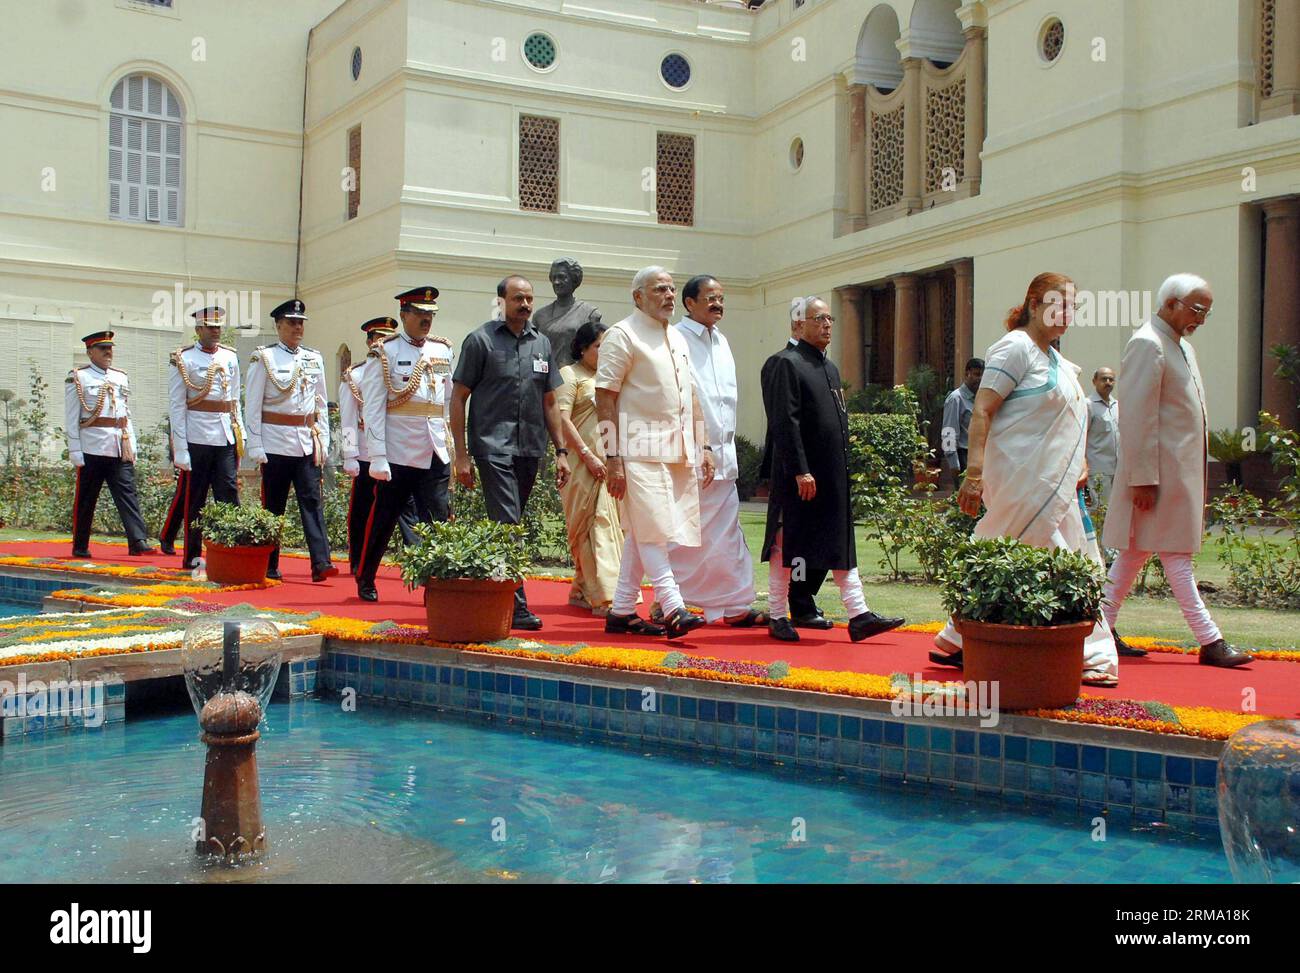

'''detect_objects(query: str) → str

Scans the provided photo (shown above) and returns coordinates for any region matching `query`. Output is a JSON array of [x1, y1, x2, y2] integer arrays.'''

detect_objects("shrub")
[[845, 383, 919, 419], [195, 501, 284, 547], [941, 536, 1106, 627], [735, 434, 762, 501], [394, 519, 531, 588], [450, 452, 571, 566], [910, 497, 980, 583]]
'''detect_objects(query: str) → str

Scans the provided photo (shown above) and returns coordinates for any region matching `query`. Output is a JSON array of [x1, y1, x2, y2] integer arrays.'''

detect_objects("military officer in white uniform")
[[64, 331, 155, 558], [168, 306, 244, 568], [340, 316, 420, 575], [245, 298, 336, 582], [355, 286, 454, 601]]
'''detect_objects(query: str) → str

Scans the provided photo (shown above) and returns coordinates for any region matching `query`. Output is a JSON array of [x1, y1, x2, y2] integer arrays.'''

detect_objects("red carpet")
[[9, 540, 1299, 717]]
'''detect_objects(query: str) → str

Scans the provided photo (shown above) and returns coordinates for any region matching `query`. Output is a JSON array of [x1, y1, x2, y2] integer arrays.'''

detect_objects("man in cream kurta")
[[1101, 274, 1251, 668], [666, 275, 761, 624], [595, 267, 715, 640]]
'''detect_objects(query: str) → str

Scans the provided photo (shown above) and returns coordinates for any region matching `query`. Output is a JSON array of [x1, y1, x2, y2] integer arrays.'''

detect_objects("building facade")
[[1, 0, 1297, 450]]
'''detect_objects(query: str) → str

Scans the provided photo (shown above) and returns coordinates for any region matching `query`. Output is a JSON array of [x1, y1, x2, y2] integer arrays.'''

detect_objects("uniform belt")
[[386, 401, 445, 418], [263, 411, 317, 427], [188, 400, 236, 414], [86, 416, 129, 429]]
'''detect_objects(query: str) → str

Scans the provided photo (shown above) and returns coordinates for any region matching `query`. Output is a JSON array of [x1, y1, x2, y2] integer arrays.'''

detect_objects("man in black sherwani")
[[761, 296, 904, 643], [759, 306, 831, 630]]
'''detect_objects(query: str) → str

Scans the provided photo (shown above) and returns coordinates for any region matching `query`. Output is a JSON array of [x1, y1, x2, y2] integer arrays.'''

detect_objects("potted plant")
[[395, 519, 530, 643], [196, 502, 284, 585], [941, 537, 1106, 710]]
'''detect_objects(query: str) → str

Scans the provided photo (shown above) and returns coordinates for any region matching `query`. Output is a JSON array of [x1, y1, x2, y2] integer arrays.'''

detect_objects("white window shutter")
[[146, 187, 160, 222], [109, 74, 183, 226]]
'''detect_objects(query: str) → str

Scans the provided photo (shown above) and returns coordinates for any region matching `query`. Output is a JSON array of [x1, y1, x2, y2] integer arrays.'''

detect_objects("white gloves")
[[248, 447, 269, 465], [368, 457, 391, 481], [174, 453, 191, 472], [343, 458, 360, 477], [70, 451, 85, 468]]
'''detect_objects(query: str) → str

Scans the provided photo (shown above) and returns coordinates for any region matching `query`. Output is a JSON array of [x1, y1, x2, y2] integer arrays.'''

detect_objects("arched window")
[[109, 73, 183, 225]]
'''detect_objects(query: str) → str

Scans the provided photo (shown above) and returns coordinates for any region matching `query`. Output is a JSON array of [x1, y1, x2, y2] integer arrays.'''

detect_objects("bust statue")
[[532, 257, 602, 368]]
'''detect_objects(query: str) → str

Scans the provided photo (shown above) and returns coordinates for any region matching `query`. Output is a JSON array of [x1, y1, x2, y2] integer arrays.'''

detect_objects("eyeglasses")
[[810, 314, 835, 324], [1173, 298, 1213, 319]]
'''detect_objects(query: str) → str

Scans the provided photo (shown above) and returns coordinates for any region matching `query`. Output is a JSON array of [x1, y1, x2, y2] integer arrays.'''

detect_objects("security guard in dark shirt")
[[450, 274, 571, 630]]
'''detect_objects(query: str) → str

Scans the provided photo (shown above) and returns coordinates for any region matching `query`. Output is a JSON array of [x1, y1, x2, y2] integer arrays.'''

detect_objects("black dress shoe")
[[664, 607, 705, 640], [848, 611, 905, 642], [1198, 639, 1252, 668], [769, 617, 800, 642], [71, 549, 91, 559], [928, 649, 963, 669], [511, 612, 543, 631], [159, 545, 176, 556], [1112, 630, 1147, 657], [129, 545, 158, 556], [605, 612, 665, 637], [357, 585, 378, 602], [311, 567, 338, 583], [790, 612, 833, 630], [266, 569, 282, 581]]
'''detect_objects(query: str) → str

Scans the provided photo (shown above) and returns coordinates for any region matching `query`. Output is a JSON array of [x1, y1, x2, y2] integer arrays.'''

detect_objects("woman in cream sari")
[[556, 323, 625, 615], [933, 272, 1120, 686]]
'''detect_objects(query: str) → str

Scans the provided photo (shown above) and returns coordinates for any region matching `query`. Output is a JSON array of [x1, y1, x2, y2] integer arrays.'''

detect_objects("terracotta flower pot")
[[424, 577, 518, 643], [953, 618, 1093, 711], [914, 466, 941, 487], [204, 542, 275, 586]]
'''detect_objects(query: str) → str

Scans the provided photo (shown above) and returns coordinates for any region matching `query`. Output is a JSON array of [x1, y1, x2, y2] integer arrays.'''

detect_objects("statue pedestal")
[[196, 690, 267, 859]]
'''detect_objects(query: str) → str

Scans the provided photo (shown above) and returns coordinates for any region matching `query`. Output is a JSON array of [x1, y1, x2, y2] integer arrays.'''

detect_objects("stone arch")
[[855, 3, 903, 90], [907, 0, 965, 65]]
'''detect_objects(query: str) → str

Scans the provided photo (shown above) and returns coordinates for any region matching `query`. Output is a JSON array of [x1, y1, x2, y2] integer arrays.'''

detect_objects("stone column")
[[961, 26, 986, 195], [901, 58, 923, 213], [837, 286, 865, 390], [1261, 197, 1300, 422], [953, 259, 975, 385], [893, 274, 919, 386], [1261, 0, 1300, 121], [847, 85, 867, 231]]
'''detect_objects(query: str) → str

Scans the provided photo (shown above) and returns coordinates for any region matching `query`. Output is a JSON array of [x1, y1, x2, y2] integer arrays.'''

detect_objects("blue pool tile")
[[756, 729, 776, 753], [955, 730, 975, 755], [818, 712, 838, 737], [1135, 751, 1163, 781], [776, 731, 796, 756], [1003, 735, 1027, 762], [860, 744, 881, 770], [1108, 749, 1134, 777], [697, 698, 715, 722], [1134, 780, 1164, 809], [573, 682, 590, 706], [385, 660, 398, 678], [1053, 769, 1078, 796], [1053, 743, 1078, 769], [757, 706, 775, 730], [1165, 756, 1192, 786], [930, 728, 953, 753], [557, 681, 573, 703], [1080, 772, 1106, 802], [1193, 786, 1219, 818], [954, 756, 977, 783], [589, 709, 606, 730], [543, 680, 559, 702], [882, 722, 904, 746], [359, 657, 372, 675], [590, 685, 607, 708], [837, 740, 860, 766], [717, 724, 736, 750], [1073, 745, 1103, 774], [736, 703, 755, 726], [1002, 761, 1026, 790], [797, 710, 816, 735], [980, 759, 1002, 788], [1106, 805, 1134, 827], [839, 715, 860, 741], [1165, 784, 1191, 813], [608, 688, 625, 710], [543, 700, 558, 723], [906, 750, 928, 777], [797, 733, 817, 760], [736, 726, 754, 749], [508, 674, 523, 695], [882, 747, 904, 773], [1194, 758, 1217, 789], [777, 707, 796, 732], [695, 722, 715, 746], [717, 701, 735, 724], [979, 733, 1002, 759], [661, 694, 678, 717], [626, 689, 643, 711], [861, 719, 882, 744], [680, 697, 697, 720], [930, 753, 953, 780], [815, 736, 835, 762], [1027, 767, 1053, 794], [906, 724, 928, 749], [1028, 739, 1053, 766]]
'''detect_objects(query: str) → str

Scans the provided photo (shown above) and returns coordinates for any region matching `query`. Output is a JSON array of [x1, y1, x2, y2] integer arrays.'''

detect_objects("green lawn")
[[4, 520, 1298, 650]]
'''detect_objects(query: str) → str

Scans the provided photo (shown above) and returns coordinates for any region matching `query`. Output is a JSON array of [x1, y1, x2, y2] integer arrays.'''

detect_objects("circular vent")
[[660, 53, 692, 90], [1040, 19, 1064, 64], [351, 46, 362, 81], [523, 32, 557, 71], [790, 137, 804, 171]]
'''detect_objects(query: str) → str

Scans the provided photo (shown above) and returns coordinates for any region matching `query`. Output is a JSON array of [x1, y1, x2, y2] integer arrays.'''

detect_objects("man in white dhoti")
[[933, 272, 1120, 686], [1101, 274, 1252, 668], [658, 275, 765, 626], [596, 267, 716, 640]]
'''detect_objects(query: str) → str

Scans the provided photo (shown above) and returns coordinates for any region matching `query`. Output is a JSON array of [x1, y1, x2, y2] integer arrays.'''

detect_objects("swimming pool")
[[0, 698, 1231, 883]]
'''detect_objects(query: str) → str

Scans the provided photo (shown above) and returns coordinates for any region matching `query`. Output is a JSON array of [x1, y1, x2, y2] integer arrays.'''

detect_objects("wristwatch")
[[555, 448, 569, 456]]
